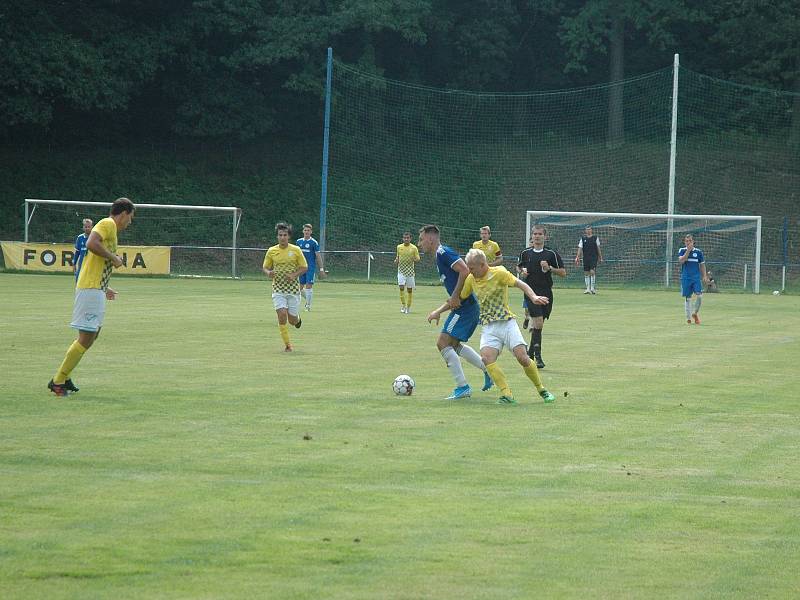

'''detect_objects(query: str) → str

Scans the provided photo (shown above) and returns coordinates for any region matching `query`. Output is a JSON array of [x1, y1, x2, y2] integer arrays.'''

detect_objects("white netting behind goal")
[[527, 211, 761, 292]]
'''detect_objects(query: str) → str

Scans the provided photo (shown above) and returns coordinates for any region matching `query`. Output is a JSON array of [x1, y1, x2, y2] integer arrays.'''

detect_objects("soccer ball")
[[392, 375, 415, 396], [773, 290, 780, 296]]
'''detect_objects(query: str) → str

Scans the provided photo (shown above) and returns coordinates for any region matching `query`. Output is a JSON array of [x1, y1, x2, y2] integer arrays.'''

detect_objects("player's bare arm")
[[86, 231, 123, 267], [489, 253, 503, 267], [515, 279, 549, 305], [316, 251, 327, 277], [287, 265, 308, 281], [448, 259, 469, 309], [427, 301, 452, 324]]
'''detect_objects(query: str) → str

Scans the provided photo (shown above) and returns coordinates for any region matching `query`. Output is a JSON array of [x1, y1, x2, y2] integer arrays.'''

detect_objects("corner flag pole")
[[319, 47, 333, 255]]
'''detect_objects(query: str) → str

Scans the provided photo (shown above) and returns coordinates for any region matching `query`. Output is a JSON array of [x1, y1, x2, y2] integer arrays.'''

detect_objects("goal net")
[[526, 210, 762, 292], [23, 199, 245, 278]]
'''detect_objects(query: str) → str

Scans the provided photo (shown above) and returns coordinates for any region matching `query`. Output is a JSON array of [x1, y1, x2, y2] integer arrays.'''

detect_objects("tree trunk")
[[607, 10, 625, 148]]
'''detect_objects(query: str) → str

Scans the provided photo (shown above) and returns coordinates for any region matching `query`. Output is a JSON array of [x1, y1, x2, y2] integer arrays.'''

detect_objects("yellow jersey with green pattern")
[[263, 243, 307, 294], [396, 243, 420, 277], [471, 239, 501, 264], [460, 266, 517, 325], [76, 217, 117, 291]]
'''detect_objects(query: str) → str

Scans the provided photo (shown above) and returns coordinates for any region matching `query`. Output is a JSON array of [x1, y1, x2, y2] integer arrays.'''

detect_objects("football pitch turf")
[[2, 273, 799, 598]]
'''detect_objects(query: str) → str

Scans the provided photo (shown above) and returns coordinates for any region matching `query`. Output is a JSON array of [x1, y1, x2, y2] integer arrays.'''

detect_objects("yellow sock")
[[406, 292, 413, 309], [523, 363, 544, 391], [54, 341, 87, 384], [279, 324, 290, 346], [485, 362, 511, 397], [399, 288, 406, 307]]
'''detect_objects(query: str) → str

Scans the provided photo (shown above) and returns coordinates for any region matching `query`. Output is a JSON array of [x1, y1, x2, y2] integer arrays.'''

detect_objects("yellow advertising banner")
[[1, 242, 171, 275]]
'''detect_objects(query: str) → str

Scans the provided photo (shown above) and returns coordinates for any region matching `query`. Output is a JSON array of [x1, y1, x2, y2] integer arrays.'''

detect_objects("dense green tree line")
[[1, 0, 798, 142]]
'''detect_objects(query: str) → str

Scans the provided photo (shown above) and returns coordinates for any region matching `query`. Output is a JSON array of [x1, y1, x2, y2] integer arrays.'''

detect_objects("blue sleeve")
[[678, 248, 686, 258], [697, 250, 705, 263], [74, 235, 81, 251], [442, 246, 459, 267], [313, 240, 320, 253]]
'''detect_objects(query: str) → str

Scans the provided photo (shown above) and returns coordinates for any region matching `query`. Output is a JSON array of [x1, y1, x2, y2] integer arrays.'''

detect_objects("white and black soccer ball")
[[392, 375, 415, 396]]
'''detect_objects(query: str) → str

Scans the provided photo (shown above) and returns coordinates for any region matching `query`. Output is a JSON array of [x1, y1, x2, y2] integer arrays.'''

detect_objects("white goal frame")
[[526, 210, 762, 293], [24, 198, 243, 278]]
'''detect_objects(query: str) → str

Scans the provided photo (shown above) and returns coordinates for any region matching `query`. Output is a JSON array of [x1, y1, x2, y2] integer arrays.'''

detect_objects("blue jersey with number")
[[436, 245, 477, 308], [296, 237, 319, 271], [678, 247, 704, 280], [74, 233, 89, 280]]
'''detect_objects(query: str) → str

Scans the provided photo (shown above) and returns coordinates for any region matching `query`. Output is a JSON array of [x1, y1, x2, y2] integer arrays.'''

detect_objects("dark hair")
[[275, 222, 292, 235], [110, 197, 135, 215], [419, 224, 440, 236]]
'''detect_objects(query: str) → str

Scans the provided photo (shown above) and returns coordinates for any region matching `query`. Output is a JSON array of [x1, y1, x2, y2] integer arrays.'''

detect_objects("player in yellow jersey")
[[394, 232, 420, 314], [48, 198, 135, 397], [263, 222, 308, 352], [428, 248, 556, 404], [472, 226, 503, 267]]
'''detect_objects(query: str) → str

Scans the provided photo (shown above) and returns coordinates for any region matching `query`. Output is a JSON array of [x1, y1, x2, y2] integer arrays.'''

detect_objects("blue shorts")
[[681, 278, 703, 297], [441, 301, 480, 342], [299, 271, 315, 285]]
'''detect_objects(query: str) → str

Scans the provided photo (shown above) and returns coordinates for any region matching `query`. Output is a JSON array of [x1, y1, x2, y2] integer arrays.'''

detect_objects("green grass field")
[[2, 273, 799, 598]]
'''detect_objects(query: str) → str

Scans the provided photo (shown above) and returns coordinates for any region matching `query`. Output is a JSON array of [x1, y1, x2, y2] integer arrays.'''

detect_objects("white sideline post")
[[24, 199, 242, 278]]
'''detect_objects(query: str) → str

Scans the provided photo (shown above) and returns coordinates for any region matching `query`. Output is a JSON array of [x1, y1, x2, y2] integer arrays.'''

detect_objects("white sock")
[[693, 295, 702, 314], [456, 344, 486, 372], [306, 289, 313, 307], [590, 275, 596, 290], [685, 298, 692, 319], [441, 347, 467, 387], [584, 275, 590, 290]]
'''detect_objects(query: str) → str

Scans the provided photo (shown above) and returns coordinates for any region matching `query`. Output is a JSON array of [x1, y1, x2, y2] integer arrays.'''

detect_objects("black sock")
[[532, 328, 542, 355]]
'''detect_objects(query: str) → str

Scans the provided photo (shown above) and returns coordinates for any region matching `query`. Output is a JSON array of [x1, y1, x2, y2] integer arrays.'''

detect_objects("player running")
[[395, 232, 420, 314], [263, 222, 307, 351]]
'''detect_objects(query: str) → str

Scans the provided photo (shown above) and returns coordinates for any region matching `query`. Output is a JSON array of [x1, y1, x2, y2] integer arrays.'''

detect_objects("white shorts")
[[480, 319, 526, 353], [70, 288, 106, 332], [398, 273, 416, 288], [272, 292, 301, 316]]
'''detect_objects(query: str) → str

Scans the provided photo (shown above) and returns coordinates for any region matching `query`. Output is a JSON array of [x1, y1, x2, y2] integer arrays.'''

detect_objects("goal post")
[[24, 199, 243, 278], [526, 210, 762, 293]]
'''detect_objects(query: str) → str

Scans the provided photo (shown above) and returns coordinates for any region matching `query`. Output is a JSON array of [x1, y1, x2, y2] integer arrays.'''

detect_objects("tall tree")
[[559, 0, 707, 146], [0, 1, 175, 133], [706, 0, 800, 147]]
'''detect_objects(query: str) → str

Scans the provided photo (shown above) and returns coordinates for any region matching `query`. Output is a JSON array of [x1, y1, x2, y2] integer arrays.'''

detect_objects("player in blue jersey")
[[419, 224, 493, 400], [678, 233, 709, 325], [296, 224, 326, 311], [72, 218, 93, 280]]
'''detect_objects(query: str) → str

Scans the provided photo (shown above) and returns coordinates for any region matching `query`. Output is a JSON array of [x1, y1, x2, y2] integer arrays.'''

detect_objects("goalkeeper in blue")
[[418, 225, 493, 400], [678, 233, 710, 325]]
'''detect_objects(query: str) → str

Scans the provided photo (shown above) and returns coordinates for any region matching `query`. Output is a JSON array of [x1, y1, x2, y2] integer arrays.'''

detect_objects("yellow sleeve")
[[414, 245, 420, 261], [472, 241, 480, 250], [295, 246, 308, 268], [94, 218, 115, 241], [501, 267, 516, 286], [460, 274, 474, 300], [493, 241, 502, 255], [263, 249, 273, 270]]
